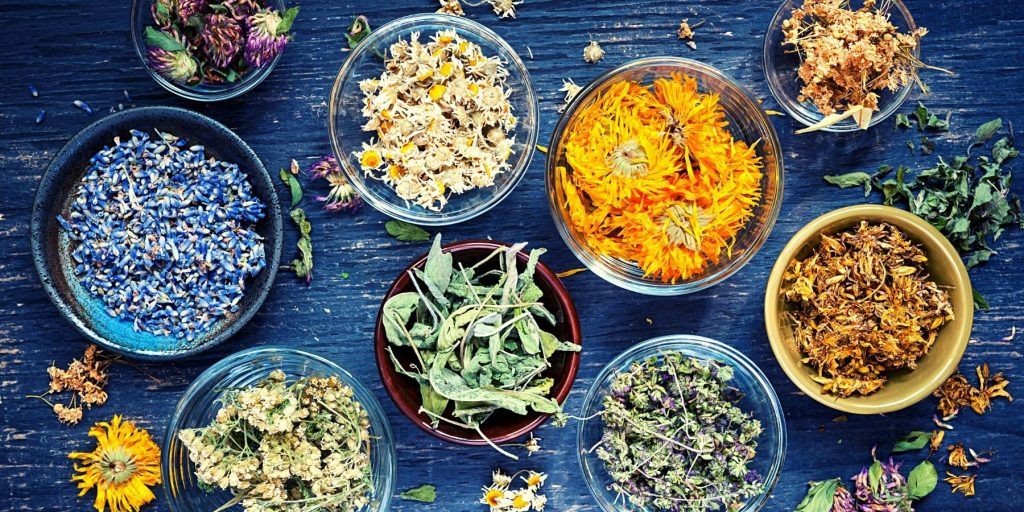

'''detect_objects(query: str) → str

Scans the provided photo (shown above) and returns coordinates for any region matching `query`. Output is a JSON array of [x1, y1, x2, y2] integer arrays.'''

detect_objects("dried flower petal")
[[945, 472, 976, 496]]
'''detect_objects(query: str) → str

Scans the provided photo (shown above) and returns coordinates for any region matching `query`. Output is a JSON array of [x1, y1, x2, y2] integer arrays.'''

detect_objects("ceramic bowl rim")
[[764, 204, 973, 414]]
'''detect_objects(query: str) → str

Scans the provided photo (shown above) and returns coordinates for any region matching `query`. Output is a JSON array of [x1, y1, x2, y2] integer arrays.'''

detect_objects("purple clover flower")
[[199, 14, 243, 69], [245, 9, 289, 68], [177, 0, 207, 20], [308, 155, 361, 212], [148, 47, 199, 83]]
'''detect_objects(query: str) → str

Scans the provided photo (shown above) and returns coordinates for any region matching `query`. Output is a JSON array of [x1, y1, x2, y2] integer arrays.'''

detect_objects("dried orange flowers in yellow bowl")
[[765, 205, 973, 414], [546, 57, 783, 295]]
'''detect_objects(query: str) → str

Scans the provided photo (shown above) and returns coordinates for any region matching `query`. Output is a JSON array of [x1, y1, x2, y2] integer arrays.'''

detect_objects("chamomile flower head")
[[523, 471, 547, 490]]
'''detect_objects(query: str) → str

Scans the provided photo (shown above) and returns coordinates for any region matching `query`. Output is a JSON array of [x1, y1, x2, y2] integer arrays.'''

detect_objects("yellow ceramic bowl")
[[764, 205, 973, 414]]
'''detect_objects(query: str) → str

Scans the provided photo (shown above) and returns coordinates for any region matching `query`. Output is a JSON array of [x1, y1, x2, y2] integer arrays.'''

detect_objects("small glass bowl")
[[329, 13, 539, 226], [763, 0, 920, 132], [577, 335, 787, 512], [130, 0, 286, 102], [162, 347, 396, 511], [546, 57, 784, 295]]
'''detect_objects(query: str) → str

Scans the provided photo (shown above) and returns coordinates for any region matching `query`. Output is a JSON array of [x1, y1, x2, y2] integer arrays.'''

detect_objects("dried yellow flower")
[[934, 363, 1012, 417], [34, 344, 112, 424], [928, 430, 945, 456], [945, 472, 976, 497]]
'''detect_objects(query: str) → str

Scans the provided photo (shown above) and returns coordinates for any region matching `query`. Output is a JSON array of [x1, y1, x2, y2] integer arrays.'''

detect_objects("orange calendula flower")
[[68, 415, 161, 512], [558, 73, 763, 283], [945, 472, 976, 497]]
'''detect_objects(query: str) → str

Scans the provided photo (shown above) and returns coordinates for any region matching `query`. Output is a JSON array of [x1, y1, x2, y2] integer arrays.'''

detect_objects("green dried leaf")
[[399, 484, 437, 503], [795, 478, 840, 512], [892, 431, 931, 452], [895, 113, 911, 129], [419, 385, 448, 422], [824, 172, 873, 197], [423, 234, 453, 302], [279, 169, 302, 207], [972, 118, 1003, 148], [973, 288, 990, 311], [346, 15, 372, 49], [144, 26, 185, 52], [288, 208, 313, 282], [386, 220, 430, 242], [868, 460, 883, 493], [907, 460, 938, 500], [276, 6, 300, 35]]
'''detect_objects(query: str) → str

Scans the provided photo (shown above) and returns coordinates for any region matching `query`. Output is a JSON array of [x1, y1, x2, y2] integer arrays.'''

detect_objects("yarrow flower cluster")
[[480, 469, 548, 511], [57, 130, 267, 342], [178, 370, 375, 512], [145, 0, 298, 85]]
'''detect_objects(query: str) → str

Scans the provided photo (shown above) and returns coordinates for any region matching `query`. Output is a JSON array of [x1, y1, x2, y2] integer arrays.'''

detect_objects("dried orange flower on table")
[[934, 363, 1012, 417], [781, 0, 928, 127], [69, 415, 161, 512], [945, 472, 976, 497], [929, 430, 945, 455], [781, 221, 954, 397], [558, 74, 763, 283], [354, 30, 516, 211]]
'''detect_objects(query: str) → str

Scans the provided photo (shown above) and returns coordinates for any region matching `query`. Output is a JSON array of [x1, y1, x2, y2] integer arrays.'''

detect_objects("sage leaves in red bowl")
[[374, 235, 582, 454]]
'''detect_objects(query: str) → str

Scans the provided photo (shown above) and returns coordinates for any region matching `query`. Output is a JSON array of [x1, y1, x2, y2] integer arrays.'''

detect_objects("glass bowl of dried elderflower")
[[577, 335, 787, 512], [765, 205, 974, 414], [329, 13, 538, 226], [546, 57, 784, 296], [162, 346, 397, 512], [763, 0, 928, 132]]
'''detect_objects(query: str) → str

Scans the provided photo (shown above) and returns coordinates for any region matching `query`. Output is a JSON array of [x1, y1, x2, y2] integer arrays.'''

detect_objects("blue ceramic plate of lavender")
[[30, 106, 283, 360]]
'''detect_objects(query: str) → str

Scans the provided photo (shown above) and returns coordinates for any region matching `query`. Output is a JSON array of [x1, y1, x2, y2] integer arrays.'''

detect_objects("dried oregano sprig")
[[594, 352, 763, 512], [178, 370, 373, 512]]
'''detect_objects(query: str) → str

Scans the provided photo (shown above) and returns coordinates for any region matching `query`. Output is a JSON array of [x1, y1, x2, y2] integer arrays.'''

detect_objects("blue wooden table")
[[2, 0, 1023, 510]]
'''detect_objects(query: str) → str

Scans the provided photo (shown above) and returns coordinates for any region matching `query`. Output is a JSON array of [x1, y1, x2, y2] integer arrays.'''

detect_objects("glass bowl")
[[577, 335, 786, 512], [162, 347, 396, 511], [329, 13, 539, 226], [130, 0, 286, 102], [763, 0, 920, 132], [546, 57, 784, 295]]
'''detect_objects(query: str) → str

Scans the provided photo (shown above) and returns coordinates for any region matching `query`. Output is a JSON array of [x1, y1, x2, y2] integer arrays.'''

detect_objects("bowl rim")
[[161, 345, 397, 511], [373, 238, 583, 445], [761, 0, 920, 132], [328, 12, 539, 227], [545, 56, 785, 296], [763, 204, 973, 414], [29, 106, 283, 360], [129, 0, 285, 102], [576, 334, 787, 512]]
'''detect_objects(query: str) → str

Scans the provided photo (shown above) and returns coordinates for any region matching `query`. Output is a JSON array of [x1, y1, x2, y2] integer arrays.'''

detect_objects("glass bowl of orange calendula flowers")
[[546, 57, 784, 295]]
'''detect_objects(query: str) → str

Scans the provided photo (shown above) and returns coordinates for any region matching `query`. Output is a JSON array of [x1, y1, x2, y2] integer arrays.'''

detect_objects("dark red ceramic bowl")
[[374, 239, 582, 445]]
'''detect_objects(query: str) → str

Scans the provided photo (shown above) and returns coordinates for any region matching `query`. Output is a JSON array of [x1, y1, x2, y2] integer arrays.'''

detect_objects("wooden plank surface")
[[1, 0, 1023, 510]]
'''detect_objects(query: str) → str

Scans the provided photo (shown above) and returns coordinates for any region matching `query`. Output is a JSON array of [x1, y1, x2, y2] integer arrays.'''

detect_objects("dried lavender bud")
[[199, 13, 243, 69]]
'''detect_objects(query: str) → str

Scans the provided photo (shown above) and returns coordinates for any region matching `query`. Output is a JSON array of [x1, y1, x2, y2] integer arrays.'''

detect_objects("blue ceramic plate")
[[30, 106, 283, 360]]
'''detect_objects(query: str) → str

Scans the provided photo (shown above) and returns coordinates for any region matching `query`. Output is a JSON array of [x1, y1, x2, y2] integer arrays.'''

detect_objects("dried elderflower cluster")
[[782, 221, 954, 397], [781, 0, 927, 120], [355, 30, 517, 211], [36, 344, 111, 424], [178, 370, 374, 512]]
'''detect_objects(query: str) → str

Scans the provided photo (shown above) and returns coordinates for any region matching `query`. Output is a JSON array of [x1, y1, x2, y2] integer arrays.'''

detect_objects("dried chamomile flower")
[[480, 469, 548, 511], [557, 78, 582, 113], [488, 0, 519, 18], [583, 40, 605, 63], [437, 0, 465, 16], [354, 30, 517, 211]]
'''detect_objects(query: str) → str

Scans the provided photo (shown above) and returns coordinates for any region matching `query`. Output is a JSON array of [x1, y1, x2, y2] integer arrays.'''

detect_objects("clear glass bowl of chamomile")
[[577, 335, 786, 512], [762, 0, 920, 132], [329, 13, 539, 226], [162, 347, 396, 512]]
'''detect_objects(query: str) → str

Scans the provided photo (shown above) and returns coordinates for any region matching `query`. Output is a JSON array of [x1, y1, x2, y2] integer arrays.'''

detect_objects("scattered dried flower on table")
[[781, 0, 931, 130], [582, 40, 604, 63], [179, 370, 374, 512], [557, 74, 764, 283], [677, 19, 701, 49], [480, 469, 547, 511], [32, 345, 112, 424], [593, 351, 763, 511], [929, 430, 945, 456], [354, 30, 517, 211], [934, 364, 1012, 417], [795, 452, 937, 511], [782, 221, 953, 397], [68, 415, 161, 512], [945, 472, 976, 497], [945, 443, 990, 470], [308, 155, 362, 212], [346, 15, 372, 49], [557, 78, 582, 113]]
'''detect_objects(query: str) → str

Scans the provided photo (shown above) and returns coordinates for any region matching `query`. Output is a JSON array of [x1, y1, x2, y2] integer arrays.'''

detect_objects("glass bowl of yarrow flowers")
[[763, 0, 942, 132], [162, 346, 397, 512], [329, 13, 539, 226], [546, 57, 784, 296], [131, 0, 298, 101], [577, 335, 786, 512]]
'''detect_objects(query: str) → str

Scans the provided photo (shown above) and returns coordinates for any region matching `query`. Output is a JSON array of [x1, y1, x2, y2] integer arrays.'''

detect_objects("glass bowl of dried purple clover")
[[577, 335, 786, 512], [131, 0, 298, 102]]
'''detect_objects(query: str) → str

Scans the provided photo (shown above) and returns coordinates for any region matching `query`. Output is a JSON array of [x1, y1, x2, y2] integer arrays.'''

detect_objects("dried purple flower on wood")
[[831, 485, 856, 512], [852, 457, 911, 511], [176, 0, 207, 20], [308, 155, 361, 212], [148, 46, 199, 83], [199, 14, 243, 68], [245, 9, 290, 68]]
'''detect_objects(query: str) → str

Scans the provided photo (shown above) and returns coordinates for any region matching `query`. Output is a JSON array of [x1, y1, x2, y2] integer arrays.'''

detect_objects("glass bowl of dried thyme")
[[162, 346, 397, 512], [577, 335, 786, 512], [329, 13, 539, 226], [763, 0, 922, 132]]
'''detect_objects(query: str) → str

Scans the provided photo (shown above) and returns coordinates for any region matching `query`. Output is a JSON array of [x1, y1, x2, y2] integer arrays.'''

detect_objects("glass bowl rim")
[[576, 334, 787, 512], [328, 12, 539, 227], [545, 56, 785, 296], [761, 0, 920, 132], [129, 0, 285, 102], [161, 345, 397, 511]]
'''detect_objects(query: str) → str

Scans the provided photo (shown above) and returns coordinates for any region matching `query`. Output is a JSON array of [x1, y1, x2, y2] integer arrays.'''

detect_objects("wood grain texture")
[[1, 0, 1023, 510]]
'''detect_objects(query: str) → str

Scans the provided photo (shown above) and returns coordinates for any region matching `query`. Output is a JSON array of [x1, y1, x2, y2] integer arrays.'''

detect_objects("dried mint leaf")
[[971, 118, 1003, 152], [972, 288, 990, 311], [399, 484, 437, 503], [279, 169, 302, 208], [824, 172, 873, 197], [288, 208, 313, 282], [386, 220, 430, 242], [907, 460, 938, 499], [795, 479, 840, 512], [892, 431, 931, 452], [896, 113, 912, 129]]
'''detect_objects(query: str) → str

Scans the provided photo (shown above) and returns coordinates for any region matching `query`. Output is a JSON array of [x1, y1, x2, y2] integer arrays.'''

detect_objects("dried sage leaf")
[[386, 220, 430, 242], [399, 484, 437, 503]]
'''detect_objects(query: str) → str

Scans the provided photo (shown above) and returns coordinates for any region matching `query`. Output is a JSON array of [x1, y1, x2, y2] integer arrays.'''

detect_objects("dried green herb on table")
[[781, 222, 954, 397], [346, 15, 371, 49], [288, 207, 313, 283], [593, 352, 763, 512], [385, 220, 430, 242], [399, 484, 436, 503], [381, 235, 579, 458], [179, 370, 374, 512]]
